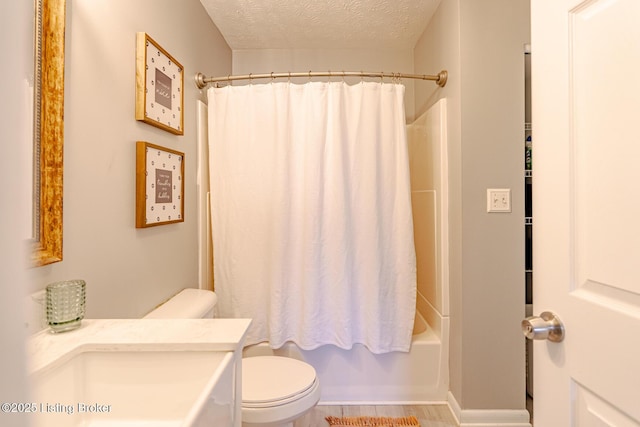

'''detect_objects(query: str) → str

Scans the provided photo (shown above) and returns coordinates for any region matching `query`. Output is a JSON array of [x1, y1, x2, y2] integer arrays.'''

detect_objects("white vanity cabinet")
[[28, 319, 251, 427], [187, 351, 241, 427]]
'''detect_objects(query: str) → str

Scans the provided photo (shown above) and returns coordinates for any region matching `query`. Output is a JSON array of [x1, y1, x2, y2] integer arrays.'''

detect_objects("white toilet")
[[144, 288, 321, 427]]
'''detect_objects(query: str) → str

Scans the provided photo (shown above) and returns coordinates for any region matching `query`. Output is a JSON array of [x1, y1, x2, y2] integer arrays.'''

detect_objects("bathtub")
[[242, 311, 449, 404]]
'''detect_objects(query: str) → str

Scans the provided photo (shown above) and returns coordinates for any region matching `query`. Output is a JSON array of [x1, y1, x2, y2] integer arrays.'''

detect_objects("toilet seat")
[[243, 378, 319, 409], [241, 356, 321, 426], [242, 356, 317, 408]]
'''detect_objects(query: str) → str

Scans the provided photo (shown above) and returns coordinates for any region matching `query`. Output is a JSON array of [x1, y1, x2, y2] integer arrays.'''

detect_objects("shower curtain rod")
[[194, 69, 448, 89]]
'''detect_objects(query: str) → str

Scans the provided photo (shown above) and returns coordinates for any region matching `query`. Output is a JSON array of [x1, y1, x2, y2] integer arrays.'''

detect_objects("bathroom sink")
[[30, 349, 236, 427]]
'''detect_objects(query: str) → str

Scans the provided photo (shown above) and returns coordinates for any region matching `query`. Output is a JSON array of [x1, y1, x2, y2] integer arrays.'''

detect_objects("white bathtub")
[[242, 312, 449, 404]]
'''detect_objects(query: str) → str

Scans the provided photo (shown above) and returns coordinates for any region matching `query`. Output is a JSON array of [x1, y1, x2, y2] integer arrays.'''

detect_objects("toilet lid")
[[242, 356, 317, 406]]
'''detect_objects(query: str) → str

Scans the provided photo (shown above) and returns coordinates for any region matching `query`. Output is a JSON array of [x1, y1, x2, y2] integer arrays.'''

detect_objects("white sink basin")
[[31, 349, 236, 427]]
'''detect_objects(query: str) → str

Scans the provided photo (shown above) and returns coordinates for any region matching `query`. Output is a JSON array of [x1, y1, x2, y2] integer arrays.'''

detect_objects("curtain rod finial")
[[436, 70, 448, 87], [195, 72, 207, 89]]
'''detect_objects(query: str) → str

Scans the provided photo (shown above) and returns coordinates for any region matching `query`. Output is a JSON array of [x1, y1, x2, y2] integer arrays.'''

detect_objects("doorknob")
[[522, 311, 565, 342]]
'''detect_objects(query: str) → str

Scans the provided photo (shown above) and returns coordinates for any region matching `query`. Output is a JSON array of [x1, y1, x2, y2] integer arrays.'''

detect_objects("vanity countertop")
[[29, 318, 252, 374]]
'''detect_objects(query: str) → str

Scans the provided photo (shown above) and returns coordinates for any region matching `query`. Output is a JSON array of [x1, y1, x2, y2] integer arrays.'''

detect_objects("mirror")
[[32, 0, 65, 266]]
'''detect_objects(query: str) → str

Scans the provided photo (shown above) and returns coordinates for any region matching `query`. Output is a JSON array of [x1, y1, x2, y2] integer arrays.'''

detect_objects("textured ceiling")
[[199, 0, 442, 50]]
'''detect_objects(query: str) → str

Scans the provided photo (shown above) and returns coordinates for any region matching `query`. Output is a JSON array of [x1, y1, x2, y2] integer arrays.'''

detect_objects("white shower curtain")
[[208, 81, 416, 354]]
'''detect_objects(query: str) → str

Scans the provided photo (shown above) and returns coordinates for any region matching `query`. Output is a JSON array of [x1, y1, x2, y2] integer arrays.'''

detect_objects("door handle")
[[522, 311, 565, 342]]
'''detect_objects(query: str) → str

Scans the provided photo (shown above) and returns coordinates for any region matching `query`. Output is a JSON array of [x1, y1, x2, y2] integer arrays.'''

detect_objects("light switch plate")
[[487, 188, 511, 212]]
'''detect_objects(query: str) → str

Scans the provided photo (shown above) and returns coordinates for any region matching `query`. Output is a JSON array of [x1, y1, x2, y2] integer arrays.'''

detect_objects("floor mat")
[[325, 416, 420, 426]]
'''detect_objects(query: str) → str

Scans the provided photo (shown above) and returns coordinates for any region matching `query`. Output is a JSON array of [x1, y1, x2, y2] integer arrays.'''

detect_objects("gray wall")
[[415, 0, 530, 411], [27, 0, 232, 319], [1, 1, 31, 424]]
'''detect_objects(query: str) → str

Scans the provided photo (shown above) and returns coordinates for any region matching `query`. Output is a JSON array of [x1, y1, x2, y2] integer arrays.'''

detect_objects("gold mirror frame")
[[33, 0, 65, 266]]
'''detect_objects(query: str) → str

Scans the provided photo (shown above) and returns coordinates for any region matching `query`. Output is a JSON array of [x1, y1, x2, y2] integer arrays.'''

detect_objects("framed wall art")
[[136, 141, 184, 228], [135, 32, 184, 135]]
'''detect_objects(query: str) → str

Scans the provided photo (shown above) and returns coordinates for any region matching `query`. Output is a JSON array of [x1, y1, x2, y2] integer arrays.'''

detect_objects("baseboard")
[[448, 392, 532, 427]]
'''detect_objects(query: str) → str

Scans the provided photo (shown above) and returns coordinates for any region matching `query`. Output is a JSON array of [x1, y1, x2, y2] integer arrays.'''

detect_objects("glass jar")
[[46, 279, 86, 333]]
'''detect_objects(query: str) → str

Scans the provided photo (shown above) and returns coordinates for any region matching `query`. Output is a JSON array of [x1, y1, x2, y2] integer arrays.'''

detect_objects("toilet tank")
[[144, 288, 217, 319]]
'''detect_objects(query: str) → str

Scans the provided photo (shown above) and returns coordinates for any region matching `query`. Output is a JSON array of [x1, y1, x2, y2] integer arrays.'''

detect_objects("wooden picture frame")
[[33, 0, 65, 266], [136, 141, 184, 228], [135, 33, 184, 135]]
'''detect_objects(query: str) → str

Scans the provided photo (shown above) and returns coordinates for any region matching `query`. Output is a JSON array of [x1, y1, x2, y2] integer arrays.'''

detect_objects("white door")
[[531, 0, 640, 425]]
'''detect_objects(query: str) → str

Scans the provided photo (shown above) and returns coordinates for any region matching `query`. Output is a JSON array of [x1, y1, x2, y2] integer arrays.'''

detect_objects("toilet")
[[144, 288, 321, 427]]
